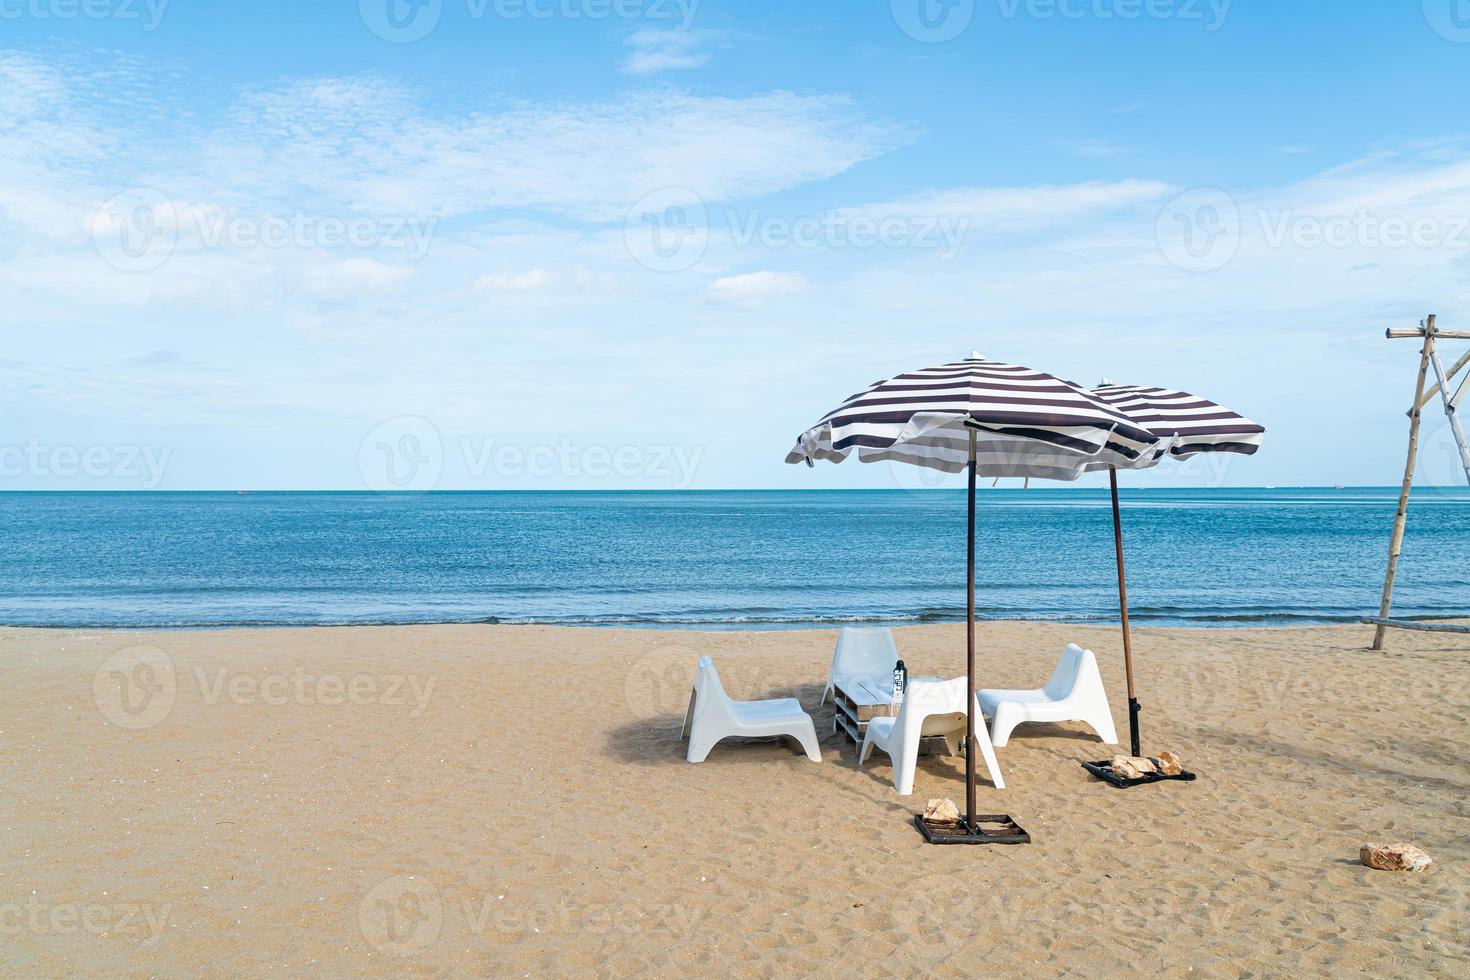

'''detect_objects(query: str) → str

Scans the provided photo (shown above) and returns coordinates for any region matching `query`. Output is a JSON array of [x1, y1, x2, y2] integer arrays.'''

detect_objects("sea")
[[0, 488, 1466, 629]]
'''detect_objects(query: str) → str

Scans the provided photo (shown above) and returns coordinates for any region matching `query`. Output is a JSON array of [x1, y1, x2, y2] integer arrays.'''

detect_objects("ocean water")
[[0, 488, 1466, 629]]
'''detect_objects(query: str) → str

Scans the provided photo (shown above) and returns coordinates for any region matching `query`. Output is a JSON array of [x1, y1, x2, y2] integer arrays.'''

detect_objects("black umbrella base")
[[913, 813, 1031, 845], [1081, 760, 1198, 789]]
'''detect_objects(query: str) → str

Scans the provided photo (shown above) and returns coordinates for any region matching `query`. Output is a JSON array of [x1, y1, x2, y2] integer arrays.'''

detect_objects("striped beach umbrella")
[[1091, 384, 1266, 463], [786, 354, 1161, 837], [786, 355, 1159, 478], [1087, 382, 1265, 757]]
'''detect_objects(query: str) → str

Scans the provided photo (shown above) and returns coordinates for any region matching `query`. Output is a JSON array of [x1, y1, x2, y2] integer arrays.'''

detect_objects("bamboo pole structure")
[[1428, 342, 1470, 482], [1364, 617, 1470, 635], [1416, 348, 1470, 412], [1373, 316, 1437, 651], [1387, 327, 1470, 339]]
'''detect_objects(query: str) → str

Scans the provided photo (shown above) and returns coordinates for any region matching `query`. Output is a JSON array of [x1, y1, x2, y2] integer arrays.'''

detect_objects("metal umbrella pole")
[[964, 428, 978, 830], [1108, 466, 1142, 757]]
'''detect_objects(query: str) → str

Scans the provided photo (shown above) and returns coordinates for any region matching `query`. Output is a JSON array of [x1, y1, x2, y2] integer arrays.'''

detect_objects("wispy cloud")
[[1056, 138, 1133, 158], [706, 270, 807, 305], [843, 179, 1173, 234], [196, 82, 904, 222], [621, 29, 725, 75], [7, 51, 1470, 488], [474, 269, 554, 292], [0, 52, 908, 236]]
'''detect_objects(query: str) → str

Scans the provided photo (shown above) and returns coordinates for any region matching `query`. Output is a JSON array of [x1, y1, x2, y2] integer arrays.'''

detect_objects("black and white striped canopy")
[[1090, 384, 1265, 467], [785, 355, 1160, 479]]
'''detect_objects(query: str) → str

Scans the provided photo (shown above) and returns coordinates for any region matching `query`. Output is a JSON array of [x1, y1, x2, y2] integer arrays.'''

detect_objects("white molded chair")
[[858, 677, 1006, 794], [681, 657, 821, 764], [977, 644, 1118, 748], [822, 626, 899, 705]]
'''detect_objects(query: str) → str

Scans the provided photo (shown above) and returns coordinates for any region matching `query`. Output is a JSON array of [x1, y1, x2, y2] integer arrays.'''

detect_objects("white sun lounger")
[[821, 626, 899, 705], [857, 677, 1006, 794], [681, 657, 822, 764], [977, 643, 1119, 748]]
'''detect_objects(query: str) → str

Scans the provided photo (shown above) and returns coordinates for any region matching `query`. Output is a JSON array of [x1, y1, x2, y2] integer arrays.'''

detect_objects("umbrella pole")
[[1108, 466, 1141, 757], [966, 429, 978, 829]]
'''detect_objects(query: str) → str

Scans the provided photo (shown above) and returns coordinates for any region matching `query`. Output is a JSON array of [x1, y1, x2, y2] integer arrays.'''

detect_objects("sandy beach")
[[1, 621, 1465, 977]]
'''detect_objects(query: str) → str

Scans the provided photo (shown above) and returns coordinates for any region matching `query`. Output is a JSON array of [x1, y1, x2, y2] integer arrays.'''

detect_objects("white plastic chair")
[[681, 657, 822, 764], [857, 677, 1006, 794], [977, 644, 1119, 748], [822, 626, 899, 705]]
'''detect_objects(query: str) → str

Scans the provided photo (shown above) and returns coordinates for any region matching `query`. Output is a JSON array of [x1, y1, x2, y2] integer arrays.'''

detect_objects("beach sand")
[[1, 621, 1466, 977]]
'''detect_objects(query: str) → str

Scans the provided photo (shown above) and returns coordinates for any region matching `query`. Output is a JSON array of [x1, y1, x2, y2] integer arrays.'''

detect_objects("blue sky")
[[2, 1, 1469, 490]]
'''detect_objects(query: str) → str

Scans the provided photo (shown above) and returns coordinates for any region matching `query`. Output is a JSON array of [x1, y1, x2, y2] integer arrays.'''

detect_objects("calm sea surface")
[[0, 489, 1465, 629]]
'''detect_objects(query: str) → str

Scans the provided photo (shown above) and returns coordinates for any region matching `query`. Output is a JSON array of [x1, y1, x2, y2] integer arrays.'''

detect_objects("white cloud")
[[621, 29, 723, 75], [706, 270, 808, 305], [1056, 138, 1133, 158], [198, 80, 905, 222], [296, 257, 413, 301], [0, 55, 908, 239], [843, 179, 1173, 235], [474, 269, 554, 292], [8, 50, 1470, 487]]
